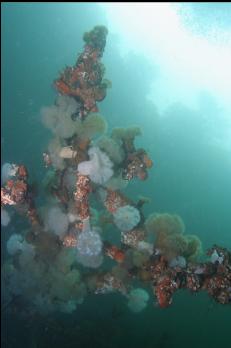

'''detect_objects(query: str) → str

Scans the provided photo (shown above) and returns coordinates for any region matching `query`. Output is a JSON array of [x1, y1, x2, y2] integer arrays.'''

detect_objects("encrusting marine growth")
[[1, 26, 230, 316]]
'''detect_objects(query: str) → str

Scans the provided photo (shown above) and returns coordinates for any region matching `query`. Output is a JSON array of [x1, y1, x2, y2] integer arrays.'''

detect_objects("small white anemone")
[[7, 234, 24, 255], [169, 256, 186, 268], [127, 288, 150, 313], [210, 250, 224, 264], [137, 241, 153, 255], [113, 205, 140, 231], [1, 208, 10, 227], [7, 234, 35, 257], [47, 206, 69, 238]]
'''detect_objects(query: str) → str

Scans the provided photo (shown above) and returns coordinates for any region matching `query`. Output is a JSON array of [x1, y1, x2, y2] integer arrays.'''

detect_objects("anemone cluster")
[[1, 26, 230, 318], [145, 213, 202, 262]]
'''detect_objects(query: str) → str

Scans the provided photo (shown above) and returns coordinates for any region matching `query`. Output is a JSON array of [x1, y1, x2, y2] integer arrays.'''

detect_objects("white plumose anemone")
[[113, 205, 140, 231], [7, 234, 35, 257], [46, 206, 69, 238], [78, 146, 113, 184], [41, 95, 78, 139], [127, 288, 150, 313], [76, 219, 103, 268]]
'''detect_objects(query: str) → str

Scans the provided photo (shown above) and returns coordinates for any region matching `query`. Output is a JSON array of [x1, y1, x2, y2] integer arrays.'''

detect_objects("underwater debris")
[[104, 242, 126, 263], [1, 163, 41, 228], [2, 25, 230, 318], [145, 245, 231, 307], [94, 272, 128, 296], [59, 146, 77, 159], [74, 174, 91, 224], [122, 148, 153, 181], [54, 26, 109, 119], [102, 188, 130, 214], [111, 127, 153, 181], [43, 152, 52, 168], [62, 233, 78, 248], [121, 228, 146, 248]]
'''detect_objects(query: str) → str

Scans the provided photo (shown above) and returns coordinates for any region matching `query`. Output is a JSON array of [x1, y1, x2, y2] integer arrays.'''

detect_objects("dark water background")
[[1, 3, 231, 348]]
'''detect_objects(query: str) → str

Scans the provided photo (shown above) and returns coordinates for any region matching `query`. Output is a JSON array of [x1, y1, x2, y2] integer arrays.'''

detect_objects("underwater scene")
[[1, 3, 231, 348]]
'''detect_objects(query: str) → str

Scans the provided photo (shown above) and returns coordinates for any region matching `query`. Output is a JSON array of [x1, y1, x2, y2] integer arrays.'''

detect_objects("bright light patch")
[[100, 3, 231, 112]]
